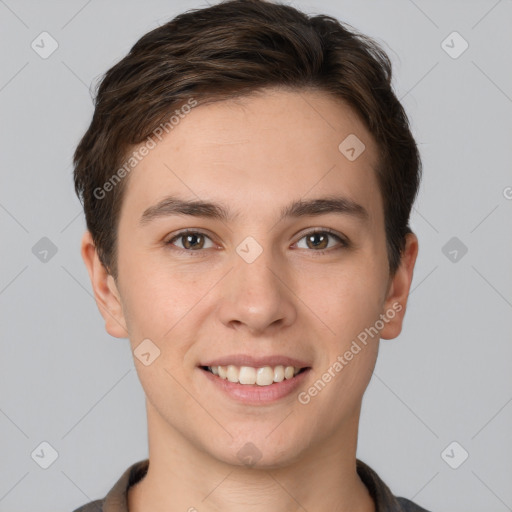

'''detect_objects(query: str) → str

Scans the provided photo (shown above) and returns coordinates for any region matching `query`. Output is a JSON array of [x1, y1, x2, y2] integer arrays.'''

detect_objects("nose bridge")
[[236, 243, 279, 298], [217, 235, 297, 332], [235, 236, 283, 307]]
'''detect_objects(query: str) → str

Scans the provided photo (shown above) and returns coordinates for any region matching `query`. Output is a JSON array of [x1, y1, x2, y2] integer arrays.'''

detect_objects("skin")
[[81, 88, 418, 512]]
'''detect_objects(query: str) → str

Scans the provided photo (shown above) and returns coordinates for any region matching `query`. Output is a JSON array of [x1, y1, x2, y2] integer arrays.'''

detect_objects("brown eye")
[[305, 232, 329, 250], [181, 233, 205, 250], [295, 230, 347, 253], [166, 231, 214, 251]]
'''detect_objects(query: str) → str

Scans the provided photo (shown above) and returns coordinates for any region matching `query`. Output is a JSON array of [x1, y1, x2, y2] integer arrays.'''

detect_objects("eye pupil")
[[183, 233, 204, 249], [307, 233, 328, 250]]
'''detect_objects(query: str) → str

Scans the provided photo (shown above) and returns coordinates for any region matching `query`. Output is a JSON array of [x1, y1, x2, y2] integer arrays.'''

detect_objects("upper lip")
[[200, 355, 311, 368]]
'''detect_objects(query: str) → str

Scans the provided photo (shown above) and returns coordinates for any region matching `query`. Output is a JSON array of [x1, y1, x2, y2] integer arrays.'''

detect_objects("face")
[[83, 88, 417, 468]]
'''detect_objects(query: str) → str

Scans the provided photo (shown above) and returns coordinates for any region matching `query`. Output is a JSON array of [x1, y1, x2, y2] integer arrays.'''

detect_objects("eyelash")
[[165, 228, 349, 256]]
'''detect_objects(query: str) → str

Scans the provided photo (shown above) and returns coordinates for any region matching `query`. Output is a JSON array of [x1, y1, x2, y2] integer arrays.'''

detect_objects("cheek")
[[316, 263, 386, 337], [307, 268, 382, 396], [119, 260, 216, 347]]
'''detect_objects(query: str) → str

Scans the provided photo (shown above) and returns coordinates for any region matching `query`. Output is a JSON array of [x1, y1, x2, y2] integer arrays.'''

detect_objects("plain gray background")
[[1, 0, 511, 511]]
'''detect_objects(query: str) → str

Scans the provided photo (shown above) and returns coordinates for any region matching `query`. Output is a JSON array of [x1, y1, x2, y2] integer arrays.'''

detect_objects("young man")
[[73, 0, 428, 510]]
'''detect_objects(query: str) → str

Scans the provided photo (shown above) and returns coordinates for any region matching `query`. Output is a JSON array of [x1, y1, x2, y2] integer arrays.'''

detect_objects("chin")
[[204, 432, 306, 470]]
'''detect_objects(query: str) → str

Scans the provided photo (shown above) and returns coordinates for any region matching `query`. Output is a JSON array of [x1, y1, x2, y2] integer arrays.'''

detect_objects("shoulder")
[[71, 499, 104, 512], [70, 459, 149, 512], [396, 496, 432, 512], [356, 458, 433, 512]]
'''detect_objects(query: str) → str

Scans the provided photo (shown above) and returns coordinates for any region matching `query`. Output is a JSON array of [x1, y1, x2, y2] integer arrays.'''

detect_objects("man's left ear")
[[380, 232, 419, 340]]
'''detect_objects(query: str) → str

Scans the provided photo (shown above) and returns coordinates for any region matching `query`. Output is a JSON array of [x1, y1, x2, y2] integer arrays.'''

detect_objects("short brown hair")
[[73, 0, 421, 280]]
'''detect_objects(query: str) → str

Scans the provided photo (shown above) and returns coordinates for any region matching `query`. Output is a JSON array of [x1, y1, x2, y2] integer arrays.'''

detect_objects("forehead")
[[121, 88, 382, 224]]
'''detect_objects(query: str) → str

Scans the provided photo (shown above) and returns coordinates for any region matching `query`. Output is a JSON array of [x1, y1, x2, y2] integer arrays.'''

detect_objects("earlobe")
[[80, 230, 129, 339], [380, 232, 419, 340]]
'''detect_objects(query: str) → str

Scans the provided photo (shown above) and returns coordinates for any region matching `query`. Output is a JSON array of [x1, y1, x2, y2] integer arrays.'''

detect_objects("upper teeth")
[[208, 365, 302, 386]]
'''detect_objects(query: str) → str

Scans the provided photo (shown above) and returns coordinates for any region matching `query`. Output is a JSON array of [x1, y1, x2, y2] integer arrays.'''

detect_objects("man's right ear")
[[80, 230, 129, 339]]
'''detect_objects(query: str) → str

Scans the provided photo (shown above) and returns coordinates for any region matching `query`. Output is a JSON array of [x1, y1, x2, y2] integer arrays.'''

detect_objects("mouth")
[[200, 364, 310, 387]]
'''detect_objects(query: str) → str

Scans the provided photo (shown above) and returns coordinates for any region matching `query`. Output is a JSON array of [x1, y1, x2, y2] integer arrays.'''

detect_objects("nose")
[[216, 244, 297, 335]]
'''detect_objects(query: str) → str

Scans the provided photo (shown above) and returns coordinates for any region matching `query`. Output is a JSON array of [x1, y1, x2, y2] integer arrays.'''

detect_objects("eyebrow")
[[139, 194, 369, 226]]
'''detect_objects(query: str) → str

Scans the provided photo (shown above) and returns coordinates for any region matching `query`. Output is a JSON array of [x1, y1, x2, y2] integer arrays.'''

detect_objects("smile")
[[201, 364, 307, 386]]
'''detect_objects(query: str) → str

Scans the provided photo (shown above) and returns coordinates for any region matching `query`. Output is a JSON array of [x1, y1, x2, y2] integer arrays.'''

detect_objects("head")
[[76, 0, 420, 467]]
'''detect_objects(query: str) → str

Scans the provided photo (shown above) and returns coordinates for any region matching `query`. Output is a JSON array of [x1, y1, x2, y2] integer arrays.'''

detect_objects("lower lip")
[[199, 367, 311, 404]]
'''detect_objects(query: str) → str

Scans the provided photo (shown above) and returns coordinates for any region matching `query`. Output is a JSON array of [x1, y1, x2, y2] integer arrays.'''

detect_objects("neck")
[[128, 402, 375, 512]]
